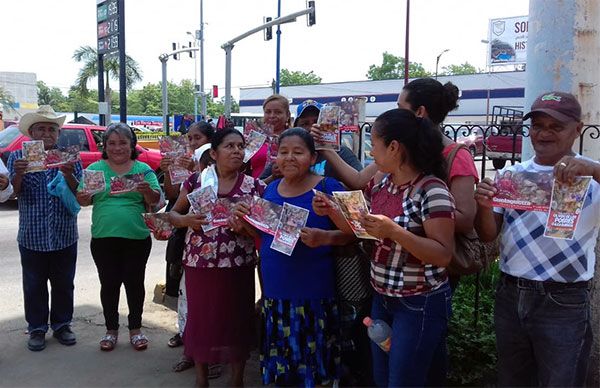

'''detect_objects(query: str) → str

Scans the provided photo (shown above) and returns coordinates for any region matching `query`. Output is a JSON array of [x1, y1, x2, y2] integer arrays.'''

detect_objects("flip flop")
[[130, 333, 149, 351], [172, 356, 195, 372], [100, 334, 118, 351], [167, 333, 183, 348]]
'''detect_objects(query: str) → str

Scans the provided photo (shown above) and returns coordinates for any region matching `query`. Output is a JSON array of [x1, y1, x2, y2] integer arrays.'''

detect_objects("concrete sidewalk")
[[0, 293, 262, 387]]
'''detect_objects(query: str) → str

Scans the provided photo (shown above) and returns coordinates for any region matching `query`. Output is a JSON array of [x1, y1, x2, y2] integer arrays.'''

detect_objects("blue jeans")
[[495, 273, 593, 386], [370, 283, 452, 387], [20, 243, 77, 333]]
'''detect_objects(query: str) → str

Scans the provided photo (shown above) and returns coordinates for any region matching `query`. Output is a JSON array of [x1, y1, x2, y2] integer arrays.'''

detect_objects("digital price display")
[[97, 0, 119, 56]]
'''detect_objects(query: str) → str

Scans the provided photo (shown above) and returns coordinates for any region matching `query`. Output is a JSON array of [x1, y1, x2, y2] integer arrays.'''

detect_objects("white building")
[[0, 71, 38, 119]]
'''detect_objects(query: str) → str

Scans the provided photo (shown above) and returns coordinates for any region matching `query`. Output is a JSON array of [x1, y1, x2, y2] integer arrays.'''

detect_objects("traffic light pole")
[[221, 5, 315, 116]]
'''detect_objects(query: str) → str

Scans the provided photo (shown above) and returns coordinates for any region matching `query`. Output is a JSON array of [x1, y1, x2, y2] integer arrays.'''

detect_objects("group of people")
[[1, 78, 598, 387]]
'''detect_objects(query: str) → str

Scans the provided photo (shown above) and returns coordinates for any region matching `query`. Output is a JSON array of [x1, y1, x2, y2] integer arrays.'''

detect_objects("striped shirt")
[[7, 149, 82, 252], [365, 174, 455, 297]]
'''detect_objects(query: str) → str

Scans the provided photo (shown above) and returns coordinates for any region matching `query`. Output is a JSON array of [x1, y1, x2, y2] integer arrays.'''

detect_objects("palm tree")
[[72, 45, 142, 117], [0, 86, 15, 113]]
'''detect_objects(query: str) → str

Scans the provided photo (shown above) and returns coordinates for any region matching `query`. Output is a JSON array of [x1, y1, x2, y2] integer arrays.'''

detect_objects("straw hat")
[[18, 105, 66, 137]]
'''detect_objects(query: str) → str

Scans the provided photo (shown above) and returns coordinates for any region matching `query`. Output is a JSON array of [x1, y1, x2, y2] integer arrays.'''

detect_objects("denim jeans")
[[370, 283, 452, 387], [495, 273, 593, 387], [20, 243, 77, 333]]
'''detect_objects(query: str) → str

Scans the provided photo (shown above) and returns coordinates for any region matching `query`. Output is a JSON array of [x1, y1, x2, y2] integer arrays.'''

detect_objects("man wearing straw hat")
[[7, 105, 82, 351]]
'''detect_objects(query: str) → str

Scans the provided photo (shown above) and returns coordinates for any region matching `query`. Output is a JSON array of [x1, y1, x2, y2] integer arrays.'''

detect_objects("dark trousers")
[[20, 243, 77, 333], [91, 237, 152, 330], [495, 273, 593, 386]]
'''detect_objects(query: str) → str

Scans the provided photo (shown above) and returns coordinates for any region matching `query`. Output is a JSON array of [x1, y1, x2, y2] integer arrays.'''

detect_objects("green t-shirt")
[[82, 160, 161, 239]]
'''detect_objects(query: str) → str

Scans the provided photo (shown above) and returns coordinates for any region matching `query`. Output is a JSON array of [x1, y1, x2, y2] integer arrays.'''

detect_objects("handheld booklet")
[[243, 195, 283, 235], [81, 170, 106, 194], [332, 190, 379, 240], [244, 130, 268, 163], [211, 197, 239, 228], [142, 212, 175, 240], [109, 173, 144, 195], [22, 140, 46, 173], [270, 202, 310, 256], [159, 136, 192, 185], [543, 176, 592, 240], [334, 97, 365, 133], [492, 170, 553, 211], [315, 105, 341, 151], [186, 185, 218, 232], [45, 146, 80, 168]]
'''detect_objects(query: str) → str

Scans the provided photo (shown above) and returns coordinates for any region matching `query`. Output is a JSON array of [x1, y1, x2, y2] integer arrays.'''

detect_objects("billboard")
[[487, 16, 528, 66]]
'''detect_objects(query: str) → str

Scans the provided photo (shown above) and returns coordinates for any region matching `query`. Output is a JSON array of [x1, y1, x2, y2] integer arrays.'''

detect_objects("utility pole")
[[275, 0, 282, 93], [404, 0, 410, 85], [118, 0, 126, 123], [199, 0, 206, 118]]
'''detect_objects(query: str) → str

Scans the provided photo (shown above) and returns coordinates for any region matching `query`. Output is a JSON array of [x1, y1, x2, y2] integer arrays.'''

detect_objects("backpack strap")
[[445, 143, 469, 181]]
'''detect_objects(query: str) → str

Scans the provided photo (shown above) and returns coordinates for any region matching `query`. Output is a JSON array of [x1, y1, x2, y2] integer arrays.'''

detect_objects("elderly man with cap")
[[7, 105, 83, 351], [474, 92, 600, 386]]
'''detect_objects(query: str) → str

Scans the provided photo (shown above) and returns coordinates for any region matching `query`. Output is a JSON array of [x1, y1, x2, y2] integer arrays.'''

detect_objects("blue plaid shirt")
[[8, 149, 82, 252]]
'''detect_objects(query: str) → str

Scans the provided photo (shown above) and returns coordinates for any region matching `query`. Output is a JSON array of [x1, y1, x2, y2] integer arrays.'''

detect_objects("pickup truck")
[[485, 124, 523, 170], [0, 124, 164, 181]]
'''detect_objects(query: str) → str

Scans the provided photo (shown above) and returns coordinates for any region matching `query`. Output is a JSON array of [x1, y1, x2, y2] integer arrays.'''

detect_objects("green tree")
[[442, 62, 482, 76], [72, 45, 142, 117], [367, 52, 431, 80], [0, 86, 15, 113], [280, 69, 322, 86], [37, 81, 67, 109]]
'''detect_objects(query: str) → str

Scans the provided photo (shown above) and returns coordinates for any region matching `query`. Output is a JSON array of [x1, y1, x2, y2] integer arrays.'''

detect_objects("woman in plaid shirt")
[[316, 109, 455, 387]]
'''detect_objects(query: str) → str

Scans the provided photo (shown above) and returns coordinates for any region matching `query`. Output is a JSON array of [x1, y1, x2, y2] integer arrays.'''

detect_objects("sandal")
[[172, 355, 195, 372], [167, 333, 183, 348], [99, 334, 118, 351], [208, 364, 223, 379], [130, 333, 149, 351]]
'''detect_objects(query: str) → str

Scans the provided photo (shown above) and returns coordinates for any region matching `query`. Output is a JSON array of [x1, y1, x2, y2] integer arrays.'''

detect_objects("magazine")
[[187, 185, 218, 232], [492, 170, 553, 211], [142, 212, 175, 240], [168, 164, 192, 185], [332, 190, 378, 240], [81, 170, 106, 194], [244, 130, 267, 163], [333, 97, 365, 133], [544, 176, 592, 240], [212, 197, 238, 227], [109, 173, 144, 195], [45, 146, 80, 168], [22, 140, 46, 173], [270, 202, 310, 256], [315, 105, 341, 151], [243, 196, 283, 235], [160, 136, 192, 184]]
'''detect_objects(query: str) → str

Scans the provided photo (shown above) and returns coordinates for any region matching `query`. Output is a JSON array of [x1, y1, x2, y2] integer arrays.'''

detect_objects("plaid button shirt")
[[8, 149, 82, 252], [365, 174, 455, 297]]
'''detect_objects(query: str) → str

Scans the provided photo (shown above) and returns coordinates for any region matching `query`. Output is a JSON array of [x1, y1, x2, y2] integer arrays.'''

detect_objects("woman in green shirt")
[[77, 123, 161, 352]]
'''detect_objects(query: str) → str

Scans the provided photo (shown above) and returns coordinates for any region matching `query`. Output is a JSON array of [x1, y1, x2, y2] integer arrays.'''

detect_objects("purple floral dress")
[[182, 173, 265, 269]]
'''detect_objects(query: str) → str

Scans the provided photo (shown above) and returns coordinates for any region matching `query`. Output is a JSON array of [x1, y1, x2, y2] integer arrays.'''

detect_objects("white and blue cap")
[[294, 99, 323, 126]]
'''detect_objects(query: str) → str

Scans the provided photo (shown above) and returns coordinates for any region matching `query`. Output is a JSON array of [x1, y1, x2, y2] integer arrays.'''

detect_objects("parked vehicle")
[[0, 124, 164, 181], [485, 106, 524, 169], [455, 127, 485, 157]]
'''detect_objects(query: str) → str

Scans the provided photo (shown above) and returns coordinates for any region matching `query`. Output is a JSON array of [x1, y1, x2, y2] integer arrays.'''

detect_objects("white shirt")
[[0, 159, 13, 203]]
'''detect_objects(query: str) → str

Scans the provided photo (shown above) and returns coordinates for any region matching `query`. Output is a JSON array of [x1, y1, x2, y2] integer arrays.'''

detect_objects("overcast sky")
[[1, 0, 528, 99]]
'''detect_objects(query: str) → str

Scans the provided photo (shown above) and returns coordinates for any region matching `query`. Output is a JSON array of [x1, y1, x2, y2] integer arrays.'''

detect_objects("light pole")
[[404, 0, 410, 85], [186, 31, 199, 119], [435, 49, 449, 79], [481, 39, 491, 125]]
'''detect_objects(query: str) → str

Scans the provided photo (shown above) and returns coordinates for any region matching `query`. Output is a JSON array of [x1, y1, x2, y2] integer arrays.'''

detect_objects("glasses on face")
[[530, 124, 569, 134], [31, 125, 59, 134]]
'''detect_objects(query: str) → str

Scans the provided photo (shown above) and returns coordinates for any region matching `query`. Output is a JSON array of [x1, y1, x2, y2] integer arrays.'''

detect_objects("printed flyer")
[[544, 176, 592, 240], [212, 197, 238, 227], [142, 212, 174, 240], [332, 190, 378, 240], [243, 196, 283, 235], [187, 186, 218, 232], [81, 170, 106, 194], [160, 136, 192, 185], [492, 170, 553, 211], [333, 97, 365, 133], [270, 202, 310, 256], [45, 146, 80, 168], [109, 173, 144, 195], [22, 140, 46, 173], [244, 130, 267, 163], [315, 105, 341, 151]]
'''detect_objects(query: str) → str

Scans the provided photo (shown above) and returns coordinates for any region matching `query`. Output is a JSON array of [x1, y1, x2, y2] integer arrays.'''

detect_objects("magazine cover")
[[186, 186, 218, 232], [270, 202, 310, 256], [82, 170, 106, 194], [158, 136, 191, 158], [168, 164, 192, 185], [492, 170, 553, 211], [544, 176, 592, 240], [334, 97, 365, 133], [212, 197, 238, 227], [315, 105, 341, 151], [22, 140, 46, 173], [243, 195, 283, 235], [109, 173, 144, 195], [266, 135, 279, 164], [332, 190, 378, 240], [244, 130, 267, 163], [142, 212, 174, 240], [45, 146, 81, 168]]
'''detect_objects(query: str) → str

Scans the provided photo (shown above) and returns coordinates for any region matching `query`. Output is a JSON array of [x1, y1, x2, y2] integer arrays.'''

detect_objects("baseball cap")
[[523, 92, 581, 123], [295, 99, 323, 119]]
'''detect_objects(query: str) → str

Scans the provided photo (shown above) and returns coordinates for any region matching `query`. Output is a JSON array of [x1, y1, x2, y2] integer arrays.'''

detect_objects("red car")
[[0, 124, 164, 181], [455, 127, 485, 158]]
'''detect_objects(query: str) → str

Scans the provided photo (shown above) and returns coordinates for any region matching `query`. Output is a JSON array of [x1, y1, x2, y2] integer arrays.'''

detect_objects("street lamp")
[[186, 31, 199, 119], [435, 49, 449, 79]]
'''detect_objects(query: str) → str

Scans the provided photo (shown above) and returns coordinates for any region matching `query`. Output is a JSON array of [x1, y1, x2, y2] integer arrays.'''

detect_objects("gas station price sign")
[[97, 0, 119, 57]]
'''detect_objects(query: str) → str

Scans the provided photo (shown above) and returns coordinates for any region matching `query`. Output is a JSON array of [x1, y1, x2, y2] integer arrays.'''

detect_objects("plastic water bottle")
[[363, 316, 392, 353]]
